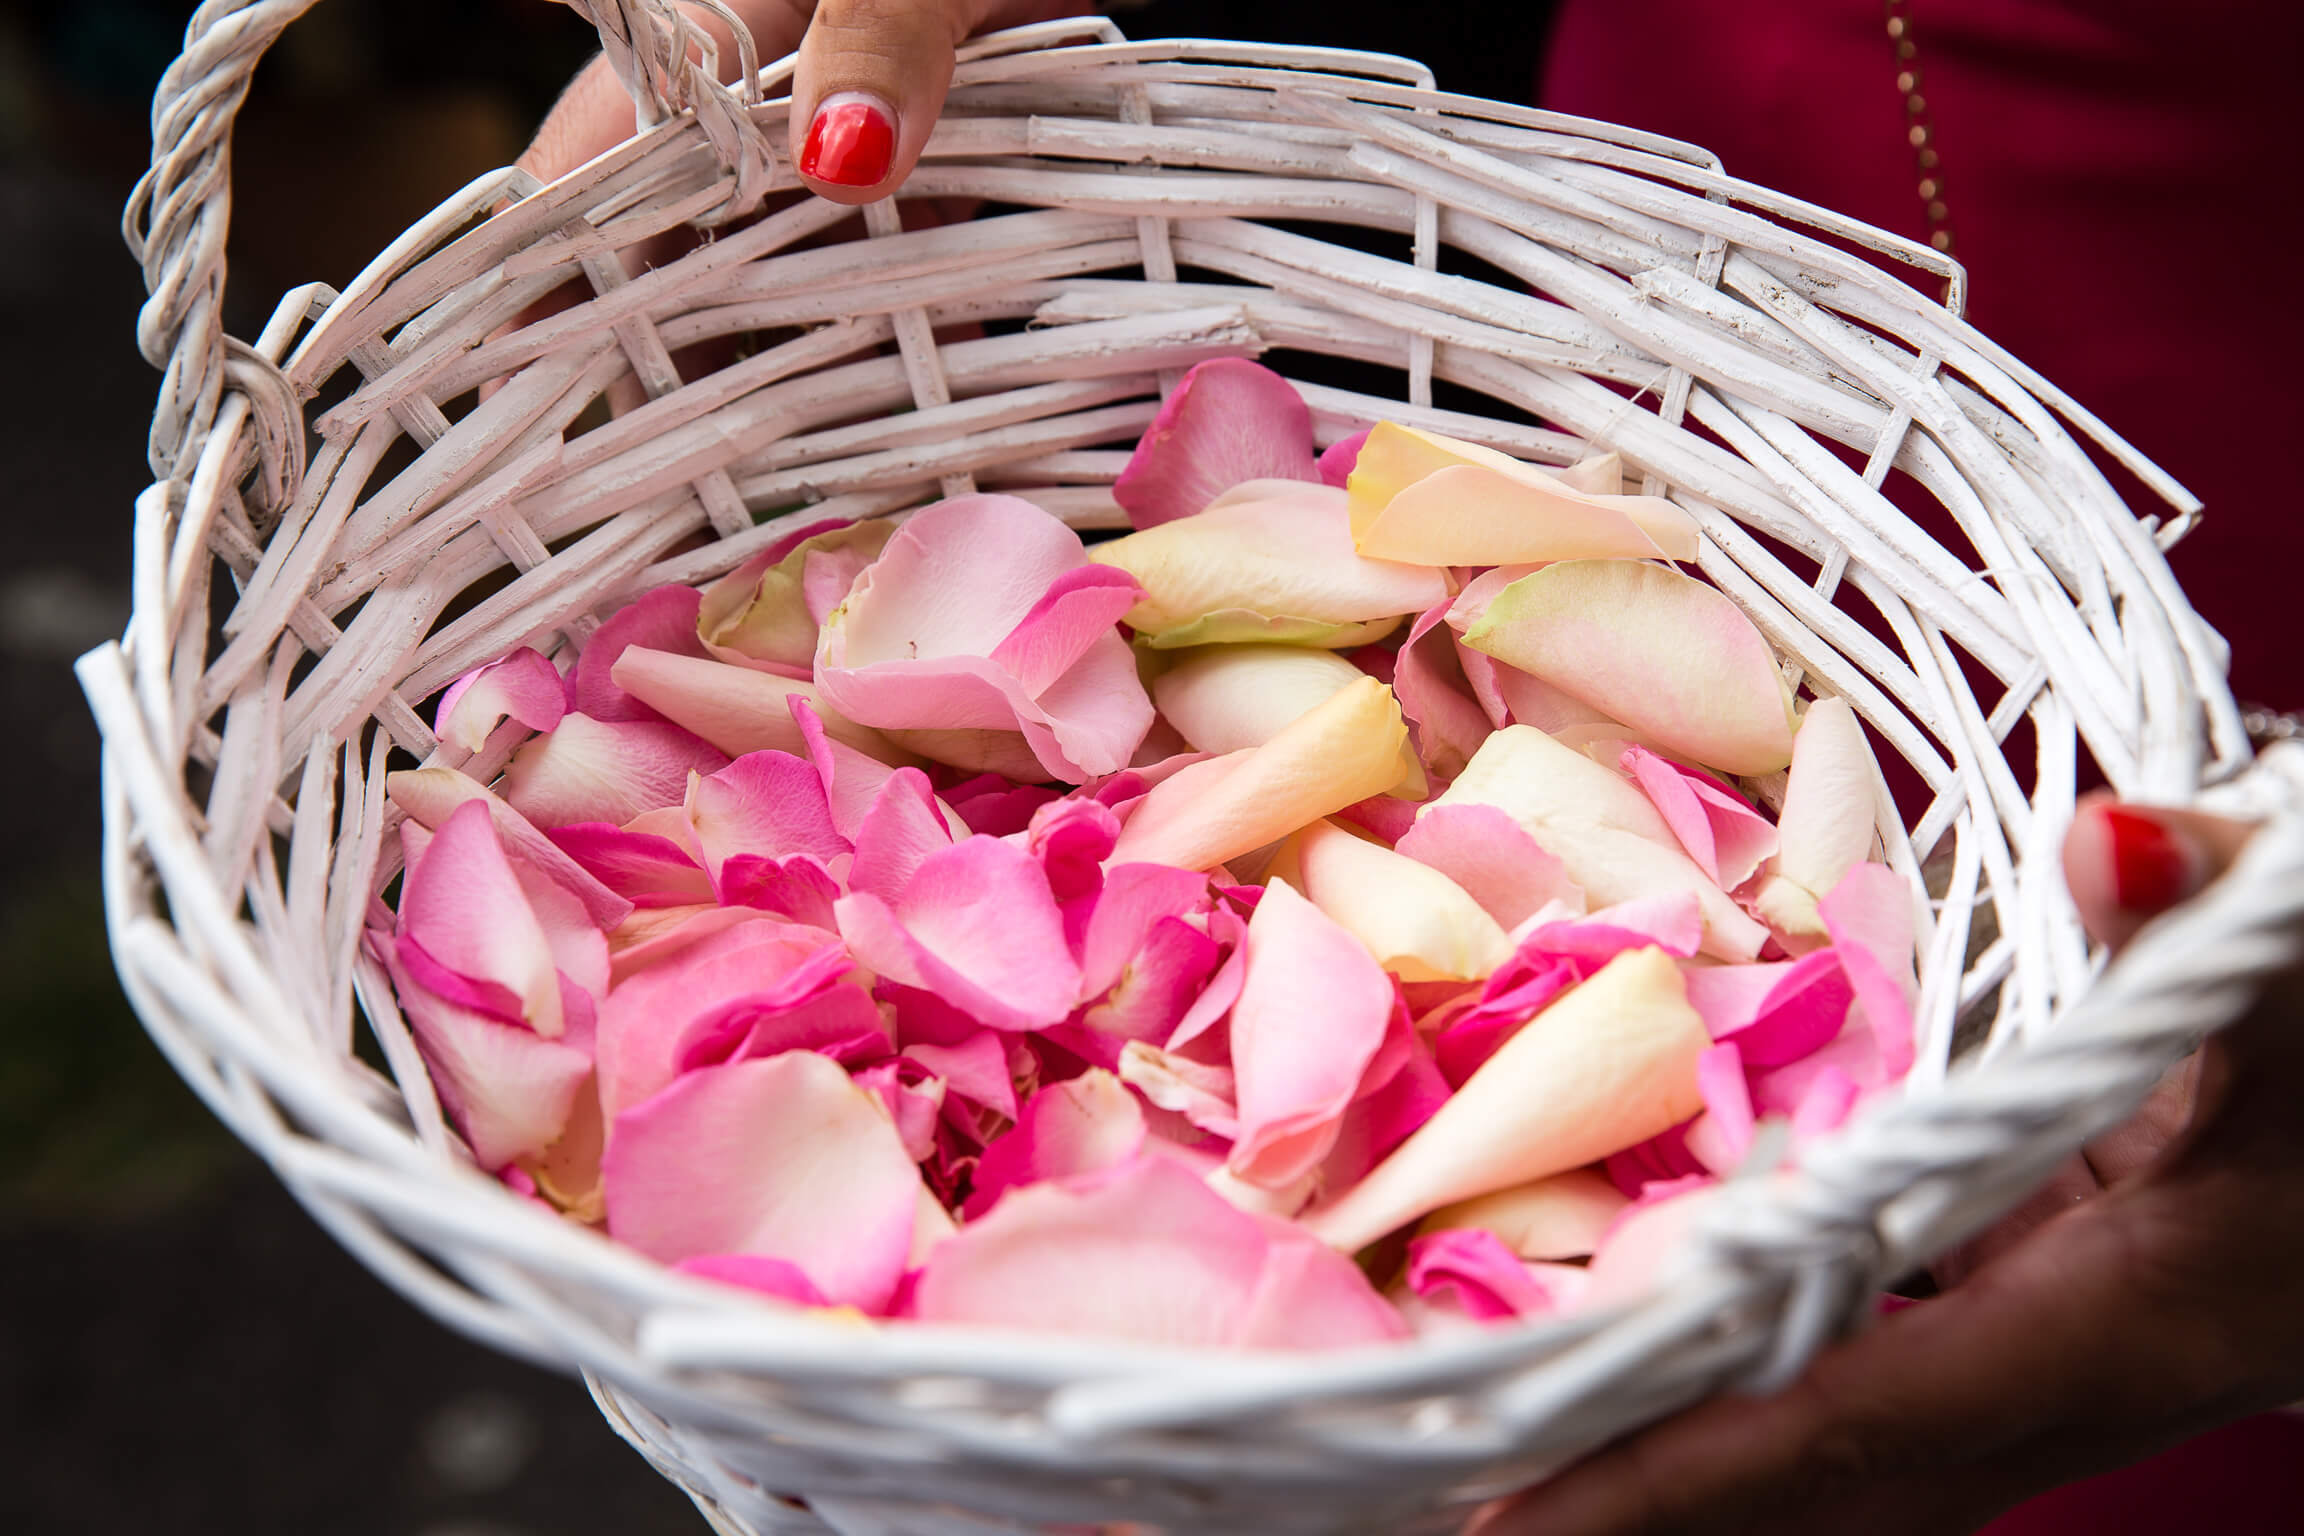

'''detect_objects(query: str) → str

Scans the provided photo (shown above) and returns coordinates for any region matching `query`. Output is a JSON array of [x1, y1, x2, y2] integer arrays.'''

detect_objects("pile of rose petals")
[[372, 359, 1919, 1349]]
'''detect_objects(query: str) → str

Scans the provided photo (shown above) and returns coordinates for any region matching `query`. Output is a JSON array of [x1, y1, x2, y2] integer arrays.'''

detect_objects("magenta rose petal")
[[1112, 359, 1320, 529]]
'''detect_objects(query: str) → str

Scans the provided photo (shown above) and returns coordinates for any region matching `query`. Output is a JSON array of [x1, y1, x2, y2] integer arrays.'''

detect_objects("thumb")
[[2060, 793, 2256, 953], [791, 0, 990, 203]]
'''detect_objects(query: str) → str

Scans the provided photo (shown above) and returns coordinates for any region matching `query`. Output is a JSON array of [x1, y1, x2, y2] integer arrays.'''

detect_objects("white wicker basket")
[[93, 6, 2304, 1533]]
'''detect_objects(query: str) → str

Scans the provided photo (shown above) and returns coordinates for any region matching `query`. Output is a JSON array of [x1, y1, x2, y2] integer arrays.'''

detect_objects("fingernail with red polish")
[[800, 93, 896, 187], [2102, 805, 2200, 913]]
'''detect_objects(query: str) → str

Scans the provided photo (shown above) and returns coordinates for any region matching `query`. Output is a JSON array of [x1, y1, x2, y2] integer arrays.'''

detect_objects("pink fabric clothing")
[[1543, 0, 2304, 711]]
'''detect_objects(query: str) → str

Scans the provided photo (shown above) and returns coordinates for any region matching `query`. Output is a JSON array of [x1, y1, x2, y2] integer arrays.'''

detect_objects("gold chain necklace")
[[1885, 0, 1954, 254]]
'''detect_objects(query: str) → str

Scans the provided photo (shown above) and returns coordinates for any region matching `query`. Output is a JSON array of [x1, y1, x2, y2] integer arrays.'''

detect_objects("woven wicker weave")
[[91, 7, 2304, 1534]]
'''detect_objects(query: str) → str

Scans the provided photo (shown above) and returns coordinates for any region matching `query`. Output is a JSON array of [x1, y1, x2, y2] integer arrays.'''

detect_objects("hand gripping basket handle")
[[121, 0, 774, 495]]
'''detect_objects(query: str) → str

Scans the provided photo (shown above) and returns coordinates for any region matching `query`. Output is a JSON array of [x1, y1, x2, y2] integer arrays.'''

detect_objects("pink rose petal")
[[1396, 803, 1582, 931], [387, 768, 633, 934], [545, 823, 714, 909], [1684, 1041, 1756, 1174], [908, 1158, 1406, 1348], [572, 586, 709, 723], [963, 1068, 1147, 1219], [1681, 949, 1854, 1066], [504, 714, 728, 830], [673, 1253, 832, 1308], [684, 751, 849, 900], [1113, 359, 1320, 529], [835, 836, 1082, 1032], [1406, 1228, 1587, 1322], [1316, 427, 1370, 489], [847, 768, 955, 905], [604, 1052, 923, 1313], [1226, 879, 1393, 1189], [399, 800, 566, 1036], [437, 647, 567, 753], [1817, 863, 1919, 1081], [1622, 746, 1780, 890]]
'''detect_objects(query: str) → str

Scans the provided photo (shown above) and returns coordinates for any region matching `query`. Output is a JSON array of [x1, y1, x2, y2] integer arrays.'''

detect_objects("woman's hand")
[[520, 0, 1080, 203], [1475, 794, 2304, 1535]]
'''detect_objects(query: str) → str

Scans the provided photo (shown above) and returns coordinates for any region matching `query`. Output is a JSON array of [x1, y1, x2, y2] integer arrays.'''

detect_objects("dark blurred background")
[[0, 3, 1558, 1532]]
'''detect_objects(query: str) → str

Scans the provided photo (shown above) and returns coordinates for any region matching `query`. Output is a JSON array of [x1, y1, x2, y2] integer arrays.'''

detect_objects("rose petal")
[[398, 800, 565, 1036], [1110, 677, 1411, 873], [1751, 697, 1882, 943], [1393, 598, 1498, 781], [1347, 423, 1696, 562], [503, 714, 728, 830], [374, 933, 593, 1169], [1116, 1041, 1239, 1137], [594, 916, 871, 1122], [1152, 643, 1367, 754], [388, 768, 633, 933], [963, 1068, 1147, 1219], [1395, 803, 1582, 931], [437, 647, 567, 753], [1581, 1176, 1723, 1311], [609, 645, 904, 763], [1817, 862, 1919, 1081], [684, 752, 849, 902], [572, 586, 709, 723], [1406, 1228, 1588, 1322], [1466, 562, 1795, 775], [1358, 460, 1699, 567], [908, 1157, 1406, 1348], [1113, 358, 1320, 528], [1681, 949, 1854, 1066], [1429, 727, 1765, 961], [1416, 1168, 1630, 1261], [1226, 879, 1395, 1188], [846, 767, 954, 905], [546, 822, 714, 908], [604, 1052, 923, 1313], [673, 1253, 832, 1308], [1317, 428, 1370, 489], [698, 519, 895, 674], [1278, 820, 1512, 983], [835, 836, 1082, 1031], [1304, 946, 1710, 1252], [1622, 746, 1780, 890], [1684, 1041, 1756, 1174], [1089, 481, 1451, 649]]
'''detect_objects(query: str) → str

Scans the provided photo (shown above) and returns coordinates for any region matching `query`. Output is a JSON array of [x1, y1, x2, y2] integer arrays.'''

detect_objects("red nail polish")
[[800, 95, 895, 187], [2102, 805, 2194, 912]]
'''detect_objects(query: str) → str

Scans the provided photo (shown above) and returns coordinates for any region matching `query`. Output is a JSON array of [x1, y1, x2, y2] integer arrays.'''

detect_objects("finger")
[[2061, 793, 2256, 952], [788, 0, 981, 202]]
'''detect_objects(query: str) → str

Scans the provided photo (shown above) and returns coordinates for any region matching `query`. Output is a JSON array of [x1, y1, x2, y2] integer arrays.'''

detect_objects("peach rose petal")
[[1415, 1167, 1631, 1261], [1347, 422, 1696, 562], [1465, 561, 1795, 776], [1277, 820, 1513, 983], [1109, 677, 1410, 873], [1751, 697, 1883, 944], [610, 646, 904, 763], [1302, 946, 1710, 1253]]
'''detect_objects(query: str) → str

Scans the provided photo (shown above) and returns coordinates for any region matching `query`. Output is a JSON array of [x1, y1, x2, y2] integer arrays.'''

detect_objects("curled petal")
[[1622, 746, 1779, 890], [398, 800, 565, 1036], [847, 768, 955, 905], [1110, 677, 1410, 873], [1304, 946, 1710, 1252], [1684, 1041, 1756, 1175], [1393, 598, 1497, 781], [684, 752, 848, 900], [388, 768, 632, 933], [1113, 358, 1319, 528], [1681, 949, 1853, 1066], [1317, 428, 1370, 489], [1077, 861, 1211, 999], [963, 1069, 1147, 1218], [437, 647, 566, 753], [1752, 697, 1883, 942], [1406, 1228, 1589, 1322], [908, 1158, 1407, 1348], [699, 519, 895, 674], [376, 934, 592, 1169], [1466, 562, 1795, 776], [1117, 1040, 1239, 1137], [1089, 481, 1451, 649], [1226, 879, 1394, 1188], [504, 714, 728, 830], [604, 1052, 923, 1313]]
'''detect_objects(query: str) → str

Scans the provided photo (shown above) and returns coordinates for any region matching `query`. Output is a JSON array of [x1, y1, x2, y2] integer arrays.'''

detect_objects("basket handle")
[[123, 0, 774, 495]]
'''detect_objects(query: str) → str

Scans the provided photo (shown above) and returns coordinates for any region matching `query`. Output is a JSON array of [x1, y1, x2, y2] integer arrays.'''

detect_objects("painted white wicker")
[[90, 7, 2304, 1534]]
